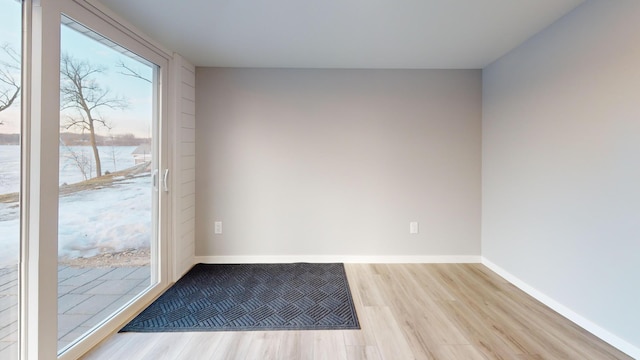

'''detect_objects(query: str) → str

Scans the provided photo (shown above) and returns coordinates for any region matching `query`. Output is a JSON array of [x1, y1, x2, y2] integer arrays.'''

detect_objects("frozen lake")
[[0, 145, 151, 265], [0, 145, 139, 194]]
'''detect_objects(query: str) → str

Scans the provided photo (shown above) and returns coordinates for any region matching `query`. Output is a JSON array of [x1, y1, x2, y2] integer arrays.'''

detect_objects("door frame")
[[22, 1, 176, 359]]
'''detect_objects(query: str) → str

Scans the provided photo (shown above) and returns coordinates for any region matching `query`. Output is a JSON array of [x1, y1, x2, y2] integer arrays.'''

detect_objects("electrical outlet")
[[409, 221, 419, 234], [214, 221, 223, 234]]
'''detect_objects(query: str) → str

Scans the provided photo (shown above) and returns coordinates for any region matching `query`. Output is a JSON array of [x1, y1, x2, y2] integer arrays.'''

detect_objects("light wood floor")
[[82, 264, 631, 360]]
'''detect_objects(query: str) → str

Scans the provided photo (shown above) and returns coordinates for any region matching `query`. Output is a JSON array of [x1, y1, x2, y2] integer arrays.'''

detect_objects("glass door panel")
[[58, 16, 158, 352], [0, 0, 22, 359]]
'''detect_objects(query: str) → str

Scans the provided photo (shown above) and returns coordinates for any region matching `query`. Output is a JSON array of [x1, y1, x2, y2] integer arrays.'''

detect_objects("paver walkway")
[[0, 264, 151, 357]]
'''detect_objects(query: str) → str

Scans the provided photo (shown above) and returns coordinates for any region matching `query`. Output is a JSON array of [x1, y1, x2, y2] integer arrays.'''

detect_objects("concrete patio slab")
[[0, 263, 151, 353]]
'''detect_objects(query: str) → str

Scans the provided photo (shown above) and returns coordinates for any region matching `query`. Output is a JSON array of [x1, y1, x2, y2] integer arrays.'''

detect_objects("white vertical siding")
[[172, 55, 196, 279]]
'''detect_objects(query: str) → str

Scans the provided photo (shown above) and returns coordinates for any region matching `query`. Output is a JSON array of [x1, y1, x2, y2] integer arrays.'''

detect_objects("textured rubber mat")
[[120, 263, 360, 332]]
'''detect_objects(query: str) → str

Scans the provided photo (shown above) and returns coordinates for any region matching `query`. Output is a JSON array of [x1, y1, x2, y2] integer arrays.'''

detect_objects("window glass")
[[0, 0, 22, 359], [58, 16, 157, 352]]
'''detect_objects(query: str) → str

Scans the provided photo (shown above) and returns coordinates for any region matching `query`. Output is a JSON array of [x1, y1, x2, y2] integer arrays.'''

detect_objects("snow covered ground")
[[0, 201, 19, 265], [57, 174, 151, 259], [0, 145, 20, 195], [0, 146, 151, 265]]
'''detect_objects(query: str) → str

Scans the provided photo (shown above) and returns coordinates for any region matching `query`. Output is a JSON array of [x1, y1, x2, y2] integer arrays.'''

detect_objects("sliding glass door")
[[57, 16, 160, 353], [0, 1, 172, 357]]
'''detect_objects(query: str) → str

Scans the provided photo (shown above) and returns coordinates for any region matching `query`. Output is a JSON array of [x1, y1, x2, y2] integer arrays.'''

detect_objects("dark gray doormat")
[[120, 263, 360, 332]]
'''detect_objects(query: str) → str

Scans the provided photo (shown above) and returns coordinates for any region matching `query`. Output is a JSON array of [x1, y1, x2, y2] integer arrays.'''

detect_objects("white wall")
[[196, 69, 481, 260], [172, 54, 196, 279], [482, 0, 640, 355]]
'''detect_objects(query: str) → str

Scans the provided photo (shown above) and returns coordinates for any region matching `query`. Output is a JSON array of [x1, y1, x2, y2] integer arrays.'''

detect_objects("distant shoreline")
[[0, 132, 150, 146]]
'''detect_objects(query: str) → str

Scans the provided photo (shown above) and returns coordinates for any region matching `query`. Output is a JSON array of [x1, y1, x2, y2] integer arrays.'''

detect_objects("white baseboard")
[[194, 254, 481, 264], [482, 257, 639, 360]]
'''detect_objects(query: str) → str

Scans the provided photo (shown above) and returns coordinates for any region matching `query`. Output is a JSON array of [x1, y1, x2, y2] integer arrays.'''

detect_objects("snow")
[[59, 145, 138, 186], [0, 145, 137, 194], [0, 202, 19, 265], [0, 145, 20, 195], [57, 174, 151, 259], [0, 146, 152, 265]]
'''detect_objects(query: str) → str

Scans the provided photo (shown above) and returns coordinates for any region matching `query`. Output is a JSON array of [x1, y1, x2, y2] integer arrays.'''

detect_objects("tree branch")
[[60, 53, 130, 178], [115, 59, 151, 83], [0, 44, 20, 114]]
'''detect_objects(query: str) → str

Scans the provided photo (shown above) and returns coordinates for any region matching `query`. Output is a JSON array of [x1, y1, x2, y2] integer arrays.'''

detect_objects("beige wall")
[[483, 1, 640, 355], [195, 69, 481, 259]]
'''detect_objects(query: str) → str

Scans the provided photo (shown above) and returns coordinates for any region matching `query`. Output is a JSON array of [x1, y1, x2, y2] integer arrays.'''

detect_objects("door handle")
[[162, 168, 169, 192], [152, 169, 159, 191]]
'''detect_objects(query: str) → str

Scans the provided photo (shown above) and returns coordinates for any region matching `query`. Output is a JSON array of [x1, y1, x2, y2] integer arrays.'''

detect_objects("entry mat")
[[120, 263, 360, 332]]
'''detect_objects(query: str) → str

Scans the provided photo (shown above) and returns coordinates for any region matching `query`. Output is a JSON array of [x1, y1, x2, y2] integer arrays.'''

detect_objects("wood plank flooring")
[[81, 264, 632, 360]]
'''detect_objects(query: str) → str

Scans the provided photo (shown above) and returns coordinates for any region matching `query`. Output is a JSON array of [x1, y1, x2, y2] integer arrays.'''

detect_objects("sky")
[[0, 0, 155, 138]]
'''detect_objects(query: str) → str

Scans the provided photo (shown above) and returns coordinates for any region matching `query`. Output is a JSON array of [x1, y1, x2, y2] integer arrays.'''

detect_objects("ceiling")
[[98, 0, 585, 69]]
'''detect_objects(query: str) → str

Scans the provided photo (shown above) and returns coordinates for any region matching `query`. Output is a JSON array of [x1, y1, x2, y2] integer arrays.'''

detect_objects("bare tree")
[[108, 131, 118, 172], [115, 59, 151, 83], [0, 44, 20, 123], [61, 142, 93, 182], [60, 53, 129, 177]]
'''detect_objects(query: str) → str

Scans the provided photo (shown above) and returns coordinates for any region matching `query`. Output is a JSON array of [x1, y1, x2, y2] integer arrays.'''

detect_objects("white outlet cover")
[[409, 222, 419, 234], [214, 221, 223, 234]]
